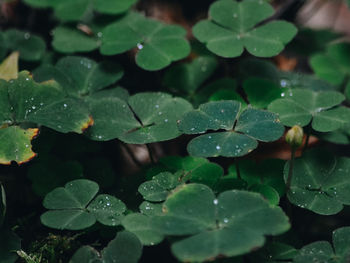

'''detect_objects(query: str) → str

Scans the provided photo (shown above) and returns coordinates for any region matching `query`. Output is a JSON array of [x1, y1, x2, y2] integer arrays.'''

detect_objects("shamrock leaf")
[[178, 100, 284, 157], [268, 88, 350, 132], [293, 227, 350, 263], [70, 231, 142, 263], [193, 0, 297, 58], [0, 29, 46, 61], [101, 12, 190, 70], [310, 43, 350, 85], [23, 0, 136, 21], [285, 149, 350, 215], [41, 179, 126, 229], [150, 184, 290, 262]]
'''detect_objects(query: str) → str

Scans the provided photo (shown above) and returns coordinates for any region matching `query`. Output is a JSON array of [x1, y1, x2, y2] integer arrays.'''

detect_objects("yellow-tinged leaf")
[[0, 52, 19, 81]]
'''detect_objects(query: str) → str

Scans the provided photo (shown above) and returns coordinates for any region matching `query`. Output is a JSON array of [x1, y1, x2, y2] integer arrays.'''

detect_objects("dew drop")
[[216, 145, 221, 150], [137, 43, 144, 50], [213, 199, 218, 205]]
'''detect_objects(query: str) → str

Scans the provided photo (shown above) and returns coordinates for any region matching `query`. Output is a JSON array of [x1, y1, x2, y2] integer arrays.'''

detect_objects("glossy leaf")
[[179, 101, 284, 157], [101, 12, 190, 70], [52, 26, 100, 54], [69, 246, 101, 263], [243, 77, 287, 109], [285, 149, 350, 215], [122, 213, 164, 246], [93, 0, 138, 15], [193, 0, 297, 58], [41, 179, 126, 229], [310, 43, 350, 85], [293, 227, 350, 263], [102, 231, 143, 263], [0, 126, 38, 165], [249, 242, 297, 262], [163, 56, 218, 94], [268, 89, 349, 132], [2, 29, 46, 61], [151, 184, 290, 262]]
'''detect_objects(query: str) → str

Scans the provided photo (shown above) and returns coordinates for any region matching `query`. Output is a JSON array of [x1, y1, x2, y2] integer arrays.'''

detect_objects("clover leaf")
[[310, 43, 350, 86], [268, 88, 350, 132], [70, 231, 142, 263], [101, 12, 190, 70], [122, 213, 164, 246], [285, 149, 350, 215], [0, 68, 92, 164], [150, 184, 290, 262], [52, 26, 100, 54], [23, 0, 136, 21], [41, 179, 126, 230], [178, 100, 284, 157], [293, 227, 350, 263], [193, 0, 297, 58], [0, 29, 46, 61], [163, 56, 218, 95], [249, 242, 298, 263]]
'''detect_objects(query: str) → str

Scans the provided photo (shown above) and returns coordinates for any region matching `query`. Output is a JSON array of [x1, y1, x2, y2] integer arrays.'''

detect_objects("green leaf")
[[193, 0, 297, 58], [3, 29, 46, 61], [93, 0, 137, 15], [151, 184, 290, 262], [0, 126, 38, 165], [7, 71, 92, 134], [249, 242, 298, 262], [53, 0, 89, 22], [138, 172, 181, 202], [41, 179, 126, 229], [69, 246, 101, 263], [310, 43, 350, 85], [139, 201, 163, 216], [163, 56, 218, 94], [34, 56, 124, 97], [70, 231, 142, 263], [115, 92, 192, 144], [180, 101, 284, 157], [122, 213, 164, 246], [0, 229, 21, 263], [285, 149, 350, 215], [52, 26, 100, 54], [249, 184, 280, 206], [102, 231, 143, 263], [178, 100, 241, 134], [293, 227, 350, 263], [243, 77, 287, 109], [87, 194, 126, 226], [268, 89, 348, 132], [27, 156, 83, 197], [101, 12, 190, 70]]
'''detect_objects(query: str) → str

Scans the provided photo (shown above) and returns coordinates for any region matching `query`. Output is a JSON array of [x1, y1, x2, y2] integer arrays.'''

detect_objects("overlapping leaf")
[[41, 179, 126, 230], [284, 149, 350, 215], [310, 43, 350, 85], [149, 184, 290, 262], [0, 29, 46, 61], [268, 88, 350, 132], [23, 0, 137, 21], [178, 100, 284, 157], [293, 227, 350, 263], [193, 0, 297, 58], [101, 12, 190, 70], [70, 231, 142, 263]]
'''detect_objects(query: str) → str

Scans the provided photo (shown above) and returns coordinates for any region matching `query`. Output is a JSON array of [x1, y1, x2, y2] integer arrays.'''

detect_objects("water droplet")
[[223, 218, 229, 223], [63, 103, 67, 108], [24, 32, 31, 39], [25, 144, 29, 148], [137, 43, 144, 50], [213, 199, 218, 205], [233, 13, 237, 18], [155, 104, 159, 108], [281, 92, 285, 97], [158, 112, 162, 115], [164, 119, 168, 122], [97, 32, 103, 37], [280, 79, 288, 87], [98, 135, 102, 139], [25, 78, 30, 81], [31, 106, 36, 109], [216, 145, 221, 150], [190, 128, 195, 131]]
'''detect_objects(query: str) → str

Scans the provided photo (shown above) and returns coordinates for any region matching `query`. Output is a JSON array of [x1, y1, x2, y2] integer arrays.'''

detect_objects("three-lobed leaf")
[[193, 0, 297, 58]]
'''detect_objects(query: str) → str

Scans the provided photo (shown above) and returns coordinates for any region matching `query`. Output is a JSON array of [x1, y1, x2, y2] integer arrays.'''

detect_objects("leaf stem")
[[286, 148, 296, 191]]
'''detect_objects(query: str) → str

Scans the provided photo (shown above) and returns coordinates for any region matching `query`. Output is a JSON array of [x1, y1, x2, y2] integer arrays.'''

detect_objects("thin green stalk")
[[286, 148, 296, 191], [234, 158, 241, 180]]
